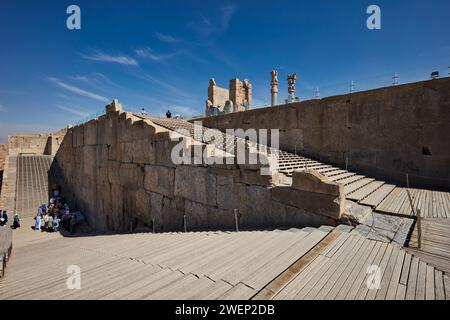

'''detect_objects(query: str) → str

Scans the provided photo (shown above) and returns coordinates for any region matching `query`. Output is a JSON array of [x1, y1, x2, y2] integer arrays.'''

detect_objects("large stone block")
[[174, 166, 217, 206], [217, 175, 235, 210], [271, 186, 342, 220], [291, 169, 341, 196], [131, 139, 156, 165], [162, 197, 184, 230], [144, 165, 175, 198], [107, 161, 121, 184], [120, 163, 144, 189], [106, 99, 123, 114], [184, 200, 208, 229], [237, 169, 281, 186], [148, 192, 163, 228], [84, 120, 98, 145]]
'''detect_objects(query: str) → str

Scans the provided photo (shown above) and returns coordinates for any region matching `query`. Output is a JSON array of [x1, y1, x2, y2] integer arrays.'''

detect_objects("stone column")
[[271, 70, 278, 107], [287, 73, 297, 104]]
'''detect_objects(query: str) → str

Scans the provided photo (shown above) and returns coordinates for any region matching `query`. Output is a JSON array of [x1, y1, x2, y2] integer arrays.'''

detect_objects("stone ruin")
[[50, 99, 345, 233], [205, 78, 252, 116]]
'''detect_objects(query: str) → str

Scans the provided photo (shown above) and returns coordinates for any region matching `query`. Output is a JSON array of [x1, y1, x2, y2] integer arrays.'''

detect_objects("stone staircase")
[[1, 220, 448, 300], [138, 116, 450, 219]]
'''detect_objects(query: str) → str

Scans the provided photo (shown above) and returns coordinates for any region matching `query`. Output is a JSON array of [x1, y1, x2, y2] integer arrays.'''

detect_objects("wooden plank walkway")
[[15, 155, 53, 218], [376, 188, 450, 218], [2, 219, 448, 300], [271, 231, 450, 300], [347, 181, 385, 202], [0, 224, 330, 300], [407, 218, 450, 274]]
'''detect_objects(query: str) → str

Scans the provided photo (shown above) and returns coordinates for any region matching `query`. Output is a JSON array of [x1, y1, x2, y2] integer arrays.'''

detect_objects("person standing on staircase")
[[11, 213, 20, 229], [0, 211, 8, 226]]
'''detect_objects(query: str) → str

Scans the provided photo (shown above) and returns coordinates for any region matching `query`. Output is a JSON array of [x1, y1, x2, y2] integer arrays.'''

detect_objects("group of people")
[[34, 187, 86, 233], [0, 210, 20, 229], [35, 198, 85, 234]]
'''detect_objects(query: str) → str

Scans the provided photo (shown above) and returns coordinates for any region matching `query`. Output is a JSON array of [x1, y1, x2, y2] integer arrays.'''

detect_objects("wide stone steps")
[[15, 155, 53, 218], [0, 226, 332, 300], [135, 116, 450, 220]]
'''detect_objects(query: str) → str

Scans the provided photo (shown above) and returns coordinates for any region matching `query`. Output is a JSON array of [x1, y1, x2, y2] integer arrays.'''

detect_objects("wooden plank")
[[311, 236, 367, 300], [415, 260, 427, 300], [375, 246, 402, 300], [273, 255, 329, 300], [373, 187, 399, 211], [383, 188, 401, 214], [425, 265, 435, 300], [323, 239, 375, 300], [344, 178, 375, 195], [355, 242, 389, 300], [253, 230, 341, 300], [245, 230, 329, 291], [444, 274, 450, 300], [385, 250, 406, 300], [434, 270, 445, 300], [405, 256, 419, 300], [347, 181, 384, 202], [339, 175, 365, 186], [219, 283, 255, 300], [365, 245, 394, 300], [294, 235, 362, 300], [330, 172, 355, 182]]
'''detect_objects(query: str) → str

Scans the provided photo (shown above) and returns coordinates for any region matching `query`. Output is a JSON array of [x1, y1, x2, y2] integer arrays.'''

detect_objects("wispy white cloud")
[[135, 47, 183, 62], [129, 71, 191, 98], [188, 4, 237, 38], [219, 4, 236, 33], [82, 51, 138, 66], [0, 103, 5, 112], [48, 77, 110, 102], [155, 31, 178, 43], [55, 104, 90, 117], [71, 72, 122, 90]]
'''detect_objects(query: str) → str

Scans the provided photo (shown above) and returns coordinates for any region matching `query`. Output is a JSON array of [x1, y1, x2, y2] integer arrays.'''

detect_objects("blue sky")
[[0, 0, 449, 143]]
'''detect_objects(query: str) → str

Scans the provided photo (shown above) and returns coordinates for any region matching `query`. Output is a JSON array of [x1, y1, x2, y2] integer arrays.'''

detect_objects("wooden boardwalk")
[[15, 155, 53, 218], [377, 188, 450, 219], [270, 230, 449, 300], [1, 221, 448, 300], [0, 224, 330, 300], [407, 218, 450, 274]]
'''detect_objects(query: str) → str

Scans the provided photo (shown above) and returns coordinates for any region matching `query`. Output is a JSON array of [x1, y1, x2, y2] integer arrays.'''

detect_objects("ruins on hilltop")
[[205, 78, 252, 116]]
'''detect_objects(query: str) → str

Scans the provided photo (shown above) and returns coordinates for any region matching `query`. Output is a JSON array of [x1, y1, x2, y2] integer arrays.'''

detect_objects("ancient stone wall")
[[8, 134, 49, 155], [0, 144, 7, 172], [0, 144, 7, 195], [52, 101, 344, 232], [7, 130, 66, 156], [196, 78, 450, 191]]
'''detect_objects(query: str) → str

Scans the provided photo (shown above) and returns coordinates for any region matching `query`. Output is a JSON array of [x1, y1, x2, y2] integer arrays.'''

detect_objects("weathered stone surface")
[[53, 105, 347, 232], [237, 169, 280, 186], [84, 120, 98, 145], [291, 169, 341, 196], [185, 200, 208, 229], [197, 77, 450, 191], [217, 175, 234, 210], [144, 165, 175, 198], [271, 186, 342, 220], [174, 166, 217, 206], [107, 161, 121, 184], [106, 99, 123, 114]]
